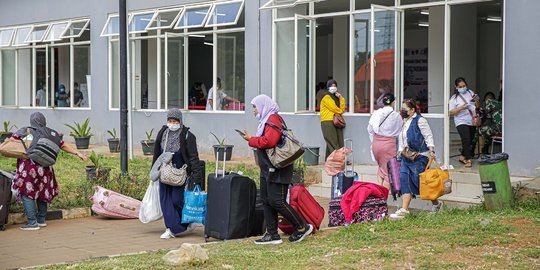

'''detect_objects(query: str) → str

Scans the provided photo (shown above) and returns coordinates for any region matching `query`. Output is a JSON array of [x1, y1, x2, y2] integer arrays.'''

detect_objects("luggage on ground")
[[89, 186, 142, 219], [249, 189, 266, 237], [387, 157, 401, 200], [328, 195, 388, 227], [25, 127, 62, 167], [205, 153, 258, 241], [0, 138, 31, 159], [331, 139, 357, 198], [0, 170, 13, 231], [278, 185, 325, 235], [325, 148, 352, 176], [419, 158, 451, 200]]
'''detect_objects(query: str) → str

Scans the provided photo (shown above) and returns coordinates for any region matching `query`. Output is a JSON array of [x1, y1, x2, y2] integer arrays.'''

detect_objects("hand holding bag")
[[139, 180, 162, 223], [419, 158, 452, 200], [181, 185, 207, 224], [265, 118, 305, 169]]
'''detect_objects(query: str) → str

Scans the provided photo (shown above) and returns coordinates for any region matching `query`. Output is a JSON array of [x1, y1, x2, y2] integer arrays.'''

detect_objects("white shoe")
[[175, 223, 197, 237], [160, 228, 175, 239], [37, 223, 47, 227], [389, 208, 410, 220], [431, 201, 444, 213]]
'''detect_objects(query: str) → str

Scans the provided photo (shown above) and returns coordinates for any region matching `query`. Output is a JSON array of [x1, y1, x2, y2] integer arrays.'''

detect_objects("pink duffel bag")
[[325, 148, 352, 176], [89, 186, 142, 219]]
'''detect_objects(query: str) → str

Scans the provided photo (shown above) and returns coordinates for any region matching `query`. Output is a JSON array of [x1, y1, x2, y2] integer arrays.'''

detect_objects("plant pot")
[[0, 132, 13, 144], [292, 168, 305, 185], [108, 138, 120, 153], [74, 136, 91, 149], [141, 140, 155, 155], [85, 166, 111, 181], [213, 145, 233, 161], [303, 146, 320, 166]]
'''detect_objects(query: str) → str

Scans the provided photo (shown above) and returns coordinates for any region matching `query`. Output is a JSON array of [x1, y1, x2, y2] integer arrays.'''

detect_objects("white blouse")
[[398, 113, 435, 157], [367, 106, 403, 142]]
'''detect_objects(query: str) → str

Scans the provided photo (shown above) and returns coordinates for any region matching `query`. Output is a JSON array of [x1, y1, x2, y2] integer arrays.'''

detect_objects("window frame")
[[174, 4, 213, 30], [62, 19, 91, 39], [146, 7, 183, 30], [0, 28, 15, 48], [205, 0, 245, 27], [101, 14, 121, 37], [128, 10, 157, 34], [12, 26, 33, 47], [25, 24, 51, 43], [43, 21, 70, 42]]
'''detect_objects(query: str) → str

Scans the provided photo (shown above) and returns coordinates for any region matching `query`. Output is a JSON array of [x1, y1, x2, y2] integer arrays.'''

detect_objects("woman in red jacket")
[[241, 94, 313, 245]]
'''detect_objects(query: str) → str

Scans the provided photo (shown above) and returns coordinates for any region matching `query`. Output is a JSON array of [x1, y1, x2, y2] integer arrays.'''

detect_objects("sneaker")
[[254, 232, 283, 245], [389, 208, 410, 220], [37, 223, 47, 227], [431, 201, 444, 213], [288, 224, 314, 243], [175, 223, 197, 236], [160, 228, 175, 239], [20, 224, 40, 231]]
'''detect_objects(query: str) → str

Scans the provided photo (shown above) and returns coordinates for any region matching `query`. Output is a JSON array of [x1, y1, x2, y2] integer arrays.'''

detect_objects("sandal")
[[459, 156, 466, 164], [464, 160, 472, 168]]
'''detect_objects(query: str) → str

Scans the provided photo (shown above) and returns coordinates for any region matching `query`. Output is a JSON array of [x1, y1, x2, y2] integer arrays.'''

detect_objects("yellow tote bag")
[[419, 158, 451, 200]]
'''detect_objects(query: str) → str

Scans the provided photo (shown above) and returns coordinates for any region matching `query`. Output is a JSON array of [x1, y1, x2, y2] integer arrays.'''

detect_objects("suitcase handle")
[[344, 138, 354, 173], [120, 203, 136, 212], [214, 146, 227, 177]]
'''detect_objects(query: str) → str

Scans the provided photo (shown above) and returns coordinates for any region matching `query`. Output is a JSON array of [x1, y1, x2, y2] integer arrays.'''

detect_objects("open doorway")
[[188, 35, 213, 110]]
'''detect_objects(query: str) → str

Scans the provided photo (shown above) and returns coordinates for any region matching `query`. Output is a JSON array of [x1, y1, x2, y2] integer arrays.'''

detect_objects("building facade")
[[0, 0, 538, 177]]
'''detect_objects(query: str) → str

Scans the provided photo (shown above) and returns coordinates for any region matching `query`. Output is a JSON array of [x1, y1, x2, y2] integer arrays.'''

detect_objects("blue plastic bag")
[[181, 185, 207, 225]]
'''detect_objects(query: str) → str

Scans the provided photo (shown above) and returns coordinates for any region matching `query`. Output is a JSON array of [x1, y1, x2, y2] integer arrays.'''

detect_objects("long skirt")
[[371, 135, 397, 183], [160, 181, 189, 234], [399, 156, 429, 196]]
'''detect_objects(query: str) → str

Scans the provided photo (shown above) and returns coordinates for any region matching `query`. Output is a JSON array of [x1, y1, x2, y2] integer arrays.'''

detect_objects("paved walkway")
[[0, 197, 332, 269]]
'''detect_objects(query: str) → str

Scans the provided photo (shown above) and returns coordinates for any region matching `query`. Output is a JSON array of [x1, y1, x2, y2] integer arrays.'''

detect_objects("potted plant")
[[141, 128, 155, 155], [292, 156, 306, 185], [107, 128, 120, 153], [85, 151, 111, 181], [0, 121, 16, 143], [65, 118, 93, 149], [211, 132, 233, 161]]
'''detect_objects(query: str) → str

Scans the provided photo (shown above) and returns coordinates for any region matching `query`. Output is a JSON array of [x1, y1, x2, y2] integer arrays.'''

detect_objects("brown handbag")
[[401, 147, 419, 162], [0, 138, 31, 159], [333, 114, 346, 128]]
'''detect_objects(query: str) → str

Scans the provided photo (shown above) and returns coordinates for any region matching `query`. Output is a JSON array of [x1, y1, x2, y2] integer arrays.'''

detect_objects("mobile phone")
[[235, 129, 245, 136]]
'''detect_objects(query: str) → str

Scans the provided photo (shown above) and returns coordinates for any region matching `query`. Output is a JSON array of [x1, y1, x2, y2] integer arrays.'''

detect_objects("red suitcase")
[[278, 185, 325, 235]]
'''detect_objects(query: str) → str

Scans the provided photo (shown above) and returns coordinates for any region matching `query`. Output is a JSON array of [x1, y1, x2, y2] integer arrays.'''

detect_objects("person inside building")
[[477, 92, 502, 155], [152, 108, 203, 239], [315, 81, 327, 111], [240, 94, 314, 245], [189, 82, 207, 107], [55, 84, 70, 107], [320, 79, 346, 159], [73, 82, 84, 107], [206, 78, 239, 110], [390, 99, 443, 219], [449, 77, 479, 168], [12, 112, 87, 230], [367, 93, 403, 190], [36, 83, 46, 107]]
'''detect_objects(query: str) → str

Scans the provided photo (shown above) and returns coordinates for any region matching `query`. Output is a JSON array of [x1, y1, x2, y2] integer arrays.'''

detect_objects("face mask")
[[379, 88, 385, 94], [400, 109, 409, 119], [328, 87, 338, 94], [167, 123, 181, 131], [457, 87, 467, 94], [256, 113, 261, 120]]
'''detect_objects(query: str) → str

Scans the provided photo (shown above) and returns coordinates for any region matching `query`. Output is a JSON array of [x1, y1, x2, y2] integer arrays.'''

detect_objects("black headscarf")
[[325, 79, 340, 107]]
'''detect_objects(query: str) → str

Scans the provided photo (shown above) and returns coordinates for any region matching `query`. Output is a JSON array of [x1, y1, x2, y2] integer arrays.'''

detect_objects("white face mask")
[[167, 123, 181, 131], [328, 87, 338, 94], [379, 88, 385, 94]]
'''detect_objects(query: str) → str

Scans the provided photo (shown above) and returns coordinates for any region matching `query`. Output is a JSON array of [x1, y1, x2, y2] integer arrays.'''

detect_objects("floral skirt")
[[12, 159, 59, 203]]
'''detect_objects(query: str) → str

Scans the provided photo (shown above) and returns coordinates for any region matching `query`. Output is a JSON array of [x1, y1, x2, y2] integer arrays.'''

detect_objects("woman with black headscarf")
[[11, 112, 86, 231], [320, 79, 346, 159], [152, 108, 203, 239]]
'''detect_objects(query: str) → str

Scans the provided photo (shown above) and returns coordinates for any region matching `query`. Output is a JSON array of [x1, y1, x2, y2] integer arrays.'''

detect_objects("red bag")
[[278, 185, 325, 235]]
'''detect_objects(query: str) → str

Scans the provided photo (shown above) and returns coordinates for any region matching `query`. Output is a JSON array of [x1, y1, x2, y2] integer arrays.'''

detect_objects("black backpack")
[[23, 127, 62, 167]]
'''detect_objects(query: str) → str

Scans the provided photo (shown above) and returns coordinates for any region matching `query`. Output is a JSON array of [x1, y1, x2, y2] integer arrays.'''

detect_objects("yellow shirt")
[[320, 95, 346, 121]]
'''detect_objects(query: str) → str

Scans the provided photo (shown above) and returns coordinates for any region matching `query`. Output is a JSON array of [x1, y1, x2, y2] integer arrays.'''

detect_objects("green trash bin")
[[478, 153, 514, 211], [303, 147, 320, 166]]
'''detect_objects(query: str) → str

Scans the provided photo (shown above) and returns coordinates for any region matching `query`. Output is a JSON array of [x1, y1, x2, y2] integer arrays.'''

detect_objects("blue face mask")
[[256, 113, 261, 120], [457, 87, 467, 94]]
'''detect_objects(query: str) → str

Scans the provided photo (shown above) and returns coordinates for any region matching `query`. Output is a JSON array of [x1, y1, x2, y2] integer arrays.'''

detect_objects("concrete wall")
[[504, 0, 540, 177]]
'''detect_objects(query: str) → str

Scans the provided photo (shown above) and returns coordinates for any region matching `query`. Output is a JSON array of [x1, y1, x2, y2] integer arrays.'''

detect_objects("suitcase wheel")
[[1, 225, 5, 231]]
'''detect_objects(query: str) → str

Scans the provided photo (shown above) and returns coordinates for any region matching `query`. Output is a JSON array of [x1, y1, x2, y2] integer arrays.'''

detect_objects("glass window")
[[44, 22, 69, 42], [110, 41, 120, 109], [166, 35, 185, 109], [356, 0, 395, 10], [372, 10, 395, 111], [277, 3, 308, 18], [261, 0, 296, 9], [275, 21, 295, 112], [206, 1, 244, 27], [63, 19, 90, 38], [132, 38, 158, 110], [314, 0, 350, 14], [13, 27, 32, 46], [175, 5, 211, 29], [1, 50, 16, 106], [353, 13, 372, 113], [73, 45, 91, 107], [17, 49, 33, 106], [129, 12, 155, 33], [400, 0, 443, 5], [217, 31, 245, 111], [101, 15, 120, 37], [0, 29, 15, 47], [26, 25, 50, 43], [147, 8, 182, 30], [74, 22, 91, 42], [35, 48, 48, 107]]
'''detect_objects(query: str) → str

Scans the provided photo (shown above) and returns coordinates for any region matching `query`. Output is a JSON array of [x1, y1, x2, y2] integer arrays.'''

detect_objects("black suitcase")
[[205, 156, 257, 241], [249, 189, 265, 237], [0, 170, 14, 231]]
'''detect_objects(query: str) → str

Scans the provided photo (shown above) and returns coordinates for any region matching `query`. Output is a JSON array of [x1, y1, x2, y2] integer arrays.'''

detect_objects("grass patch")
[[36, 202, 540, 270]]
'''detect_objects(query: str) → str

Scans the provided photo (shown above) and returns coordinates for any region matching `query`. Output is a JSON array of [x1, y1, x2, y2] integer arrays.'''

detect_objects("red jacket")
[[248, 114, 283, 149], [340, 182, 389, 223]]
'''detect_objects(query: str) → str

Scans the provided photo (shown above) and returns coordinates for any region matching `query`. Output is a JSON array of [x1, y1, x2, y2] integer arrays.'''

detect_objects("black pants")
[[457, 124, 477, 160], [260, 176, 305, 235]]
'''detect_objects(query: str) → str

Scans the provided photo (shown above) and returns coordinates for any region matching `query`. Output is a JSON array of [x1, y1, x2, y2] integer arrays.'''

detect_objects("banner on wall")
[[404, 48, 428, 112]]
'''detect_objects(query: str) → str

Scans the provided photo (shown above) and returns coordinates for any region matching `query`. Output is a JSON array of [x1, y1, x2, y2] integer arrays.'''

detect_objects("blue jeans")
[[21, 195, 48, 225]]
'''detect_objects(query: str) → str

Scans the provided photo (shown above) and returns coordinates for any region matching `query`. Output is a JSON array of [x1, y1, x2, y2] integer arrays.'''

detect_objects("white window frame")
[[129, 10, 156, 34], [146, 8, 183, 30], [12, 26, 32, 47], [101, 15, 121, 37], [205, 0, 245, 27], [261, 0, 314, 10], [25, 24, 51, 43], [62, 19, 91, 39], [43, 21, 70, 42], [174, 4, 213, 29], [0, 28, 15, 48]]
